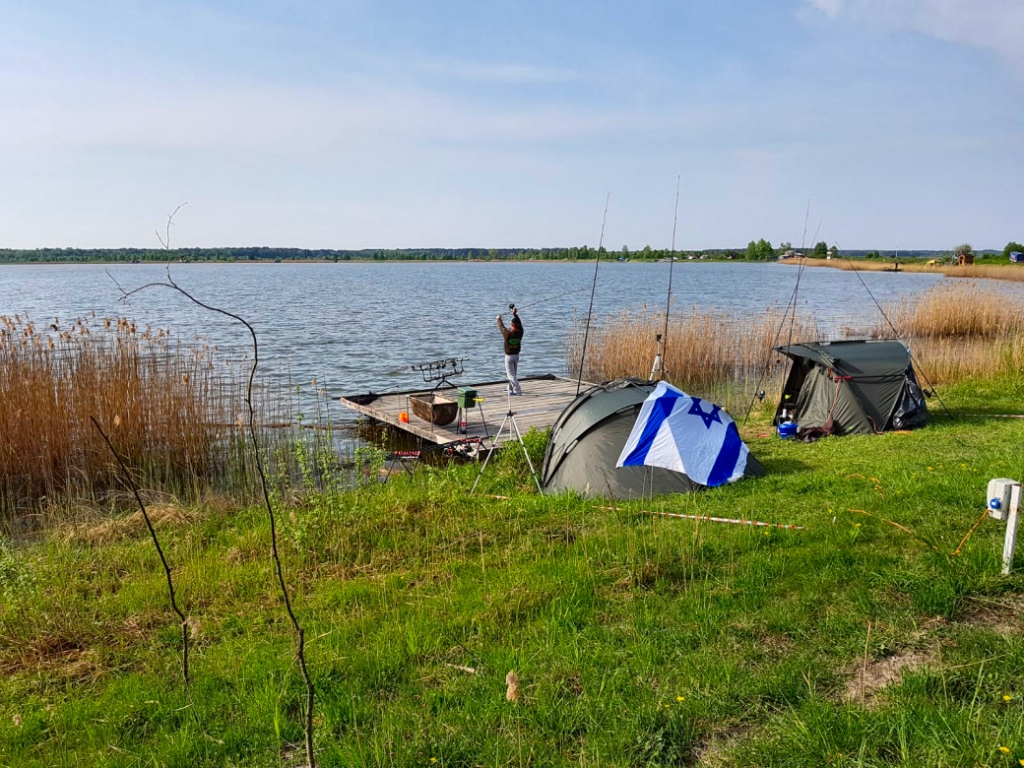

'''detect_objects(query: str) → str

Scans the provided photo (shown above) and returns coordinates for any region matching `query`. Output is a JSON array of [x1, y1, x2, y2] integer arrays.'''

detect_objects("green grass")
[[3, 376, 1024, 767]]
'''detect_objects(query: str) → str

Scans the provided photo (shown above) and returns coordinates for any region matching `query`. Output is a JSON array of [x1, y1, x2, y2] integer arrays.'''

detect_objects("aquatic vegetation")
[[566, 305, 821, 410]]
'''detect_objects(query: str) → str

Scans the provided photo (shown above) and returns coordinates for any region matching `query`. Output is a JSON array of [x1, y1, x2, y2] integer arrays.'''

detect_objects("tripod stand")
[[470, 390, 542, 494], [649, 333, 666, 381]]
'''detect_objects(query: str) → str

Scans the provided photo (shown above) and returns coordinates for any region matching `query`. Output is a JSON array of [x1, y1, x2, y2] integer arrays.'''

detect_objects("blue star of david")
[[687, 397, 722, 429]]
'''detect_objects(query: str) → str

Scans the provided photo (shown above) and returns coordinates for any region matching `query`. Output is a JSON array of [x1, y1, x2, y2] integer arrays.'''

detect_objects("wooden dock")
[[338, 374, 589, 446]]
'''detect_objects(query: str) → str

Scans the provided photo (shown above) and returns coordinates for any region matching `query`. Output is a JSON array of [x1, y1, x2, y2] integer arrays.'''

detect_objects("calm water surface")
[[1, 261, 947, 429]]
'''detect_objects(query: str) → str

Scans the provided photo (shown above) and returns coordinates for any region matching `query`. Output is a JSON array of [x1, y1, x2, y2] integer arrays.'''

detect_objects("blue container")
[[777, 421, 798, 439]]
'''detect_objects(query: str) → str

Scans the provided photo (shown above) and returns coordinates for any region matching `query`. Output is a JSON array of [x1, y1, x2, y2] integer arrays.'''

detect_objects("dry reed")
[[906, 337, 1024, 386], [567, 305, 821, 409], [875, 282, 1024, 339], [0, 314, 232, 514], [569, 282, 1024, 405], [872, 282, 1024, 385], [785, 258, 1024, 283]]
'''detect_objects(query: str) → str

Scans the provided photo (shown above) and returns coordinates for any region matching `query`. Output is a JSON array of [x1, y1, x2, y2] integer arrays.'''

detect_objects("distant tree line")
[[0, 245, 743, 263], [0, 242, 1018, 264]]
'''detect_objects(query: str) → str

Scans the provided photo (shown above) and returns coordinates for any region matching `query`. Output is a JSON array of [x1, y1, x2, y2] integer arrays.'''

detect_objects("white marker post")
[[1003, 483, 1021, 575], [988, 478, 1021, 575]]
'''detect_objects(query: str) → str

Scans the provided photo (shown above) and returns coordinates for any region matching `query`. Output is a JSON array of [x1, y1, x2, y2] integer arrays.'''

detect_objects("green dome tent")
[[774, 340, 928, 436], [541, 379, 763, 499]]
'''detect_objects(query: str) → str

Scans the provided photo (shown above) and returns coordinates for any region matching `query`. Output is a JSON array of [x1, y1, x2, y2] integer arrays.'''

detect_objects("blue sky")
[[1, 0, 1021, 250]]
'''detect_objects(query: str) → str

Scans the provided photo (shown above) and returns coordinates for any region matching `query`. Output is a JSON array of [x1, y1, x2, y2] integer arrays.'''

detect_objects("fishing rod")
[[652, 176, 682, 382], [496, 286, 591, 316], [576, 193, 611, 396], [835, 242, 954, 421], [786, 202, 819, 349], [741, 201, 816, 425]]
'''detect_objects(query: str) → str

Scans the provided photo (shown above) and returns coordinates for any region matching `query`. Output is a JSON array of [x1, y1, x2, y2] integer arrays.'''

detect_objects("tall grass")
[[872, 282, 1024, 385], [0, 314, 234, 515], [567, 305, 821, 409], [568, 282, 1024, 404], [877, 281, 1024, 339]]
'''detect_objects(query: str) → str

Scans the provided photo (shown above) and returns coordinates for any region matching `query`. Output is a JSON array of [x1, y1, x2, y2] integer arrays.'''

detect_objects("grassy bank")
[[2, 374, 1024, 766]]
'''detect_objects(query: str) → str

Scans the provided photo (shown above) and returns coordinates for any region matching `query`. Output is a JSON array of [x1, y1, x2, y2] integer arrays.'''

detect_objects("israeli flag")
[[616, 381, 749, 487]]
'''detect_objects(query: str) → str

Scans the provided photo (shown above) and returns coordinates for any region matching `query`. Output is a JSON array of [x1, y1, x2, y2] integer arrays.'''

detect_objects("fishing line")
[[497, 286, 591, 316], [836, 243, 954, 421], [787, 205, 819, 349], [657, 175, 682, 381], [741, 201, 813, 425], [575, 193, 611, 397]]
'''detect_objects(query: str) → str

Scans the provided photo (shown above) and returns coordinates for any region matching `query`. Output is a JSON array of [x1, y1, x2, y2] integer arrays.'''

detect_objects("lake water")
[[1, 261, 947, 433]]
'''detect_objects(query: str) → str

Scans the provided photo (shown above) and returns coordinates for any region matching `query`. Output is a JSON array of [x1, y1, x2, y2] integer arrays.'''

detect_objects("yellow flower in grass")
[[1004, 695, 1014, 702], [676, 696, 685, 702], [998, 745, 1010, 753], [430, 759, 437, 764]]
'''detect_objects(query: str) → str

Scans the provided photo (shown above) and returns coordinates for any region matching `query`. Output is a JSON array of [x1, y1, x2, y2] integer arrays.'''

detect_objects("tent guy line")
[[597, 506, 805, 530]]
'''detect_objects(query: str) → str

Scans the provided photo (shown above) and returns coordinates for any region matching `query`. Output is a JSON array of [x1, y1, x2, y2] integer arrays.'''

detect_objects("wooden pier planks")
[[339, 375, 590, 445]]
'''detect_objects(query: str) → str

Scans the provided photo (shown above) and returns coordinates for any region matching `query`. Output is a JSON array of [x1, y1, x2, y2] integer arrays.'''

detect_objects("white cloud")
[[805, 0, 1024, 71], [0, 67, 712, 157], [808, 0, 845, 19]]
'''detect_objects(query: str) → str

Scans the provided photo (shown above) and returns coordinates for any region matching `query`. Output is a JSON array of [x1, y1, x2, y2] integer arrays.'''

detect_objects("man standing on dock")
[[497, 307, 524, 396]]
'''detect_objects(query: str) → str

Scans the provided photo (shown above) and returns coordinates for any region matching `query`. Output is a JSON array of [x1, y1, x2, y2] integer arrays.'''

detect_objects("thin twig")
[[847, 508, 940, 551], [90, 416, 190, 687], [155, 202, 189, 251], [112, 269, 316, 768]]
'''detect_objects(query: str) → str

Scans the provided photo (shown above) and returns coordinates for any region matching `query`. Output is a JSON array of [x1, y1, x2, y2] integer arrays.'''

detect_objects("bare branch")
[[90, 416, 190, 687], [155, 202, 189, 251], [110, 270, 316, 767]]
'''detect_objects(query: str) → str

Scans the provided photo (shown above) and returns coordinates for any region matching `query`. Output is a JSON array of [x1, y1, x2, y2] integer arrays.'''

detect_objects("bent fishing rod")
[[576, 193, 612, 396], [496, 285, 592, 317], [654, 175, 682, 381]]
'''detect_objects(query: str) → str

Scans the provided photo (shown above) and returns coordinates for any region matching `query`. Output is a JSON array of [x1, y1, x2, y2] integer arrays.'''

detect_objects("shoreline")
[[781, 257, 1024, 282]]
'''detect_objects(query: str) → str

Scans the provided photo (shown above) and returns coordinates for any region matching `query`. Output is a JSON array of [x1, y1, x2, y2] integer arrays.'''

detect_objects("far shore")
[[781, 256, 1024, 283]]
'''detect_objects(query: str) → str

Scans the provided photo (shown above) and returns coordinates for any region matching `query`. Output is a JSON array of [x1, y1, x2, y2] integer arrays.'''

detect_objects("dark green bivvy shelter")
[[774, 340, 928, 436]]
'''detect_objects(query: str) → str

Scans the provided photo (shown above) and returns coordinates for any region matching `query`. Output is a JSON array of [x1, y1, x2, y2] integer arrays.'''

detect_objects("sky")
[[1, 0, 1021, 250]]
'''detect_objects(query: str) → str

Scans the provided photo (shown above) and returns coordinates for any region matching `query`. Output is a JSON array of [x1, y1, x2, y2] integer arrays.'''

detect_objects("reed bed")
[[871, 282, 1024, 384], [905, 336, 1024, 385], [785, 258, 938, 274], [786, 258, 1024, 282], [875, 281, 1024, 339], [940, 264, 1024, 282], [569, 282, 1024, 405], [0, 314, 239, 516], [567, 305, 821, 410]]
